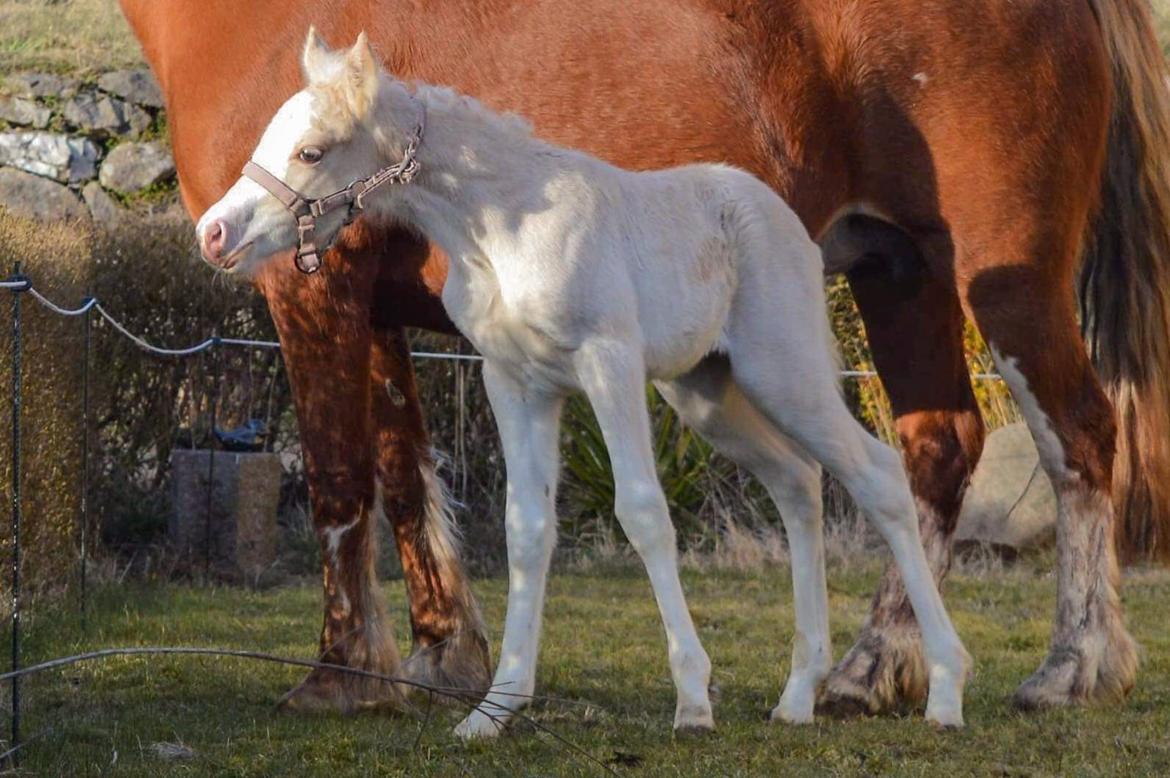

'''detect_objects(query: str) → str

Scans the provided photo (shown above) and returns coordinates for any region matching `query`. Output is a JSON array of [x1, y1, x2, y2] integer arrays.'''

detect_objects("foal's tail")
[[1081, 0, 1170, 562]]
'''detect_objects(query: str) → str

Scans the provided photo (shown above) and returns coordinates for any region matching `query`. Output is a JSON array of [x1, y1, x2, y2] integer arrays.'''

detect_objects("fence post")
[[80, 291, 92, 632], [7, 262, 27, 765], [204, 342, 221, 581]]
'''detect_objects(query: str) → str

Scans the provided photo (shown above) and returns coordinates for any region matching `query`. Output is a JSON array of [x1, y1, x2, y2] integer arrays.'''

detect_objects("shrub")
[[0, 209, 290, 601]]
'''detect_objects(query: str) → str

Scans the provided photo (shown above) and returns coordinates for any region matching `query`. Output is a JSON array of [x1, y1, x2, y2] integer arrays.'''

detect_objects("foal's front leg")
[[455, 361, 564, 739], [577, 344, 715, 733]]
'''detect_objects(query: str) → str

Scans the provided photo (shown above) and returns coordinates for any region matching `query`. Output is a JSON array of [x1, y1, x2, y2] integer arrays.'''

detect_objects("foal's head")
[[197, 30, 411, 275]]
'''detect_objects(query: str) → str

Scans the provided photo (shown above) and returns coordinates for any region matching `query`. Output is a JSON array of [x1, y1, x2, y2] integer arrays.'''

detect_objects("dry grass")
[[0, 0, 142, 76]]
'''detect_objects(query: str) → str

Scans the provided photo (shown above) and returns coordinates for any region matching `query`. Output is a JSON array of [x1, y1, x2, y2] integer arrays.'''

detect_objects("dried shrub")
[[0, 209, 289, 599], [0, 212, 90, 605]]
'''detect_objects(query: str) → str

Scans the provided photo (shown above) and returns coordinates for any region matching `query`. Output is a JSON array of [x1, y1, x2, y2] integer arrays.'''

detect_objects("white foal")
[[198, 31, 971, 736]]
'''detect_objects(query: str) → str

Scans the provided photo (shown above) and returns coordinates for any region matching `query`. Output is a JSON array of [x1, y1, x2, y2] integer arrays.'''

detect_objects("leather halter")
[[241, 102, 426, 274]]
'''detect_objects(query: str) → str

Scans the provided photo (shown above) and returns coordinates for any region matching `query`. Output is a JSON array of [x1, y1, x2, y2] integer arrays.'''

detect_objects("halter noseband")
[[241, 101, 426, 274]]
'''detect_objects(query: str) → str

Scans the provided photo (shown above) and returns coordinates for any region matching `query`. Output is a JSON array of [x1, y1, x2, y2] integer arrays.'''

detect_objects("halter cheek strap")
[[240, 161, 325, 273], [241, 101, 426, 274]]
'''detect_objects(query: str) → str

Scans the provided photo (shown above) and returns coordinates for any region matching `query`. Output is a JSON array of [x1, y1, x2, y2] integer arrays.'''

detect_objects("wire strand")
[[7, 277, 1006, 378]]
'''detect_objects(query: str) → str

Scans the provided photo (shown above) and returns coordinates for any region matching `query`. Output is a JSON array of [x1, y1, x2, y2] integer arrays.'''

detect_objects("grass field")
[[4, 558, 1168, 776]]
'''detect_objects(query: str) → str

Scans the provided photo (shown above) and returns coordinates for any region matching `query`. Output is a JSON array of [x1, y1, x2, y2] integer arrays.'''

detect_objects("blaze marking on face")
[[194, 90, 323, 269], [254, 91, 317, 176]]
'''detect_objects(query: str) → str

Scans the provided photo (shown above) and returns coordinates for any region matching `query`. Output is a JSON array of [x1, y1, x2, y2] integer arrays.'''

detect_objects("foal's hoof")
[[926, 715, 964, 731], [454, 710, 507, 740], [769, 702, 815, 725], [673, 722, 715, 737], [771, 673, 822, 724], [924, 705, 964, 729], [673, 705, 715, 735]]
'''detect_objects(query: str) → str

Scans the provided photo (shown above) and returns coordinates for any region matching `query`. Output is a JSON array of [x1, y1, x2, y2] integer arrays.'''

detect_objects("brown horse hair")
[[1080, 0, 1170, 563], [399, 450, 491, 691], [118, 0, 1163, 715]]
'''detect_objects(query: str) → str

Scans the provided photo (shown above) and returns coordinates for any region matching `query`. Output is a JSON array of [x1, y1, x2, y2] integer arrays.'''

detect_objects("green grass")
[[5, 560, 1170, 776], [0, 0, 142, 76]]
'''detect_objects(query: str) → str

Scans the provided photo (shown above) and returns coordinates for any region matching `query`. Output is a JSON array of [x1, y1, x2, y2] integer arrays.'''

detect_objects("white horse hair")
[[198, 30, 971, 737]]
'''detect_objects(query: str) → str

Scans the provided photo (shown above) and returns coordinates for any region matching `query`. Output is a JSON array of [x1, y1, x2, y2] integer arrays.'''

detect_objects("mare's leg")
[[370, 328, 491, 694], [455, 360, 563, 738], [256, 257, 402, 712], [965, 257, 1137, 709], [819, 242, 985, 716], [912, 38, 1133, 706], [725, 236, 969, 726], [656, 357, 830, 724], [578, 344, 714, 732]]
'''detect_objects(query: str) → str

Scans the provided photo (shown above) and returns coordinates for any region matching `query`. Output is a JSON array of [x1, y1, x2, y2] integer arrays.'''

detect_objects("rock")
[[0, 131, 99, 183], [97, 69, 164, 109], [149, 742, 195, 761], [62, 92, 151, 138], [3, 72, 80, 99], [0, 167, 87, 222], [99, 141, 175, 194], [956, 422, 1056, 556], [82, 181, 121, 228], [0, 96, 52, 129]]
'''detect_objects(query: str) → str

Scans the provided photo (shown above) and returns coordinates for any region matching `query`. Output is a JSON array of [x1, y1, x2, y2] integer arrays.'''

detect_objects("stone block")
[[0, 167, 86, 221], [170, 449, 281, 579]]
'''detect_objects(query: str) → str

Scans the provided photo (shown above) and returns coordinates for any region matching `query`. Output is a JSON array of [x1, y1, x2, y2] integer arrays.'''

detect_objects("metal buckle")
[[295, 250, 321, 274]]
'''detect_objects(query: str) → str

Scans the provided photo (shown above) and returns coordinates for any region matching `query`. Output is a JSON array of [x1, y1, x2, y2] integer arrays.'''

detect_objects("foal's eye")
[[297, 146, 325, 164]]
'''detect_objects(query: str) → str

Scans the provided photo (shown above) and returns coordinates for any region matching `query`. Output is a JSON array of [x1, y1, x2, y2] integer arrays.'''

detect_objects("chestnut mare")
[[120, 0, 1170, 715], [200, 32, 975, 733]]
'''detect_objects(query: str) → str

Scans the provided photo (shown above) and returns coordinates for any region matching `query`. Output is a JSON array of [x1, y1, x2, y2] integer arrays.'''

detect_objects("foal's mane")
[[303, 33, 535, 154], [412, 82, 535, 141]]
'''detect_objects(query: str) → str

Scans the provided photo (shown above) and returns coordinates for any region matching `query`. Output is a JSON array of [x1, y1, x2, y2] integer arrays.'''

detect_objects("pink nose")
[[200, 219, 229, 263]]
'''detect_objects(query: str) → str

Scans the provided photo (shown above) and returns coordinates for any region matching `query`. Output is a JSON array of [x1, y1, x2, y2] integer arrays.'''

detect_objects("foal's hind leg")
[[656, 357, 830, 724], [724, 245, 970, 725], [732, 359, 971, 725], [578, 344, 714, 732]]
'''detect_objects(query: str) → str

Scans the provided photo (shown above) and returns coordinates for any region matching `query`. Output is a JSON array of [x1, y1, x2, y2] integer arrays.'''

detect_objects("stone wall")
[[0, 69, 176, 227]]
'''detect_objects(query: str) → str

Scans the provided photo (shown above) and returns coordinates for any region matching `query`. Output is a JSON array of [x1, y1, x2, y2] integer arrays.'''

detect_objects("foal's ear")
[[301, 26, 333, 84], [344, 31, 379, 120]]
